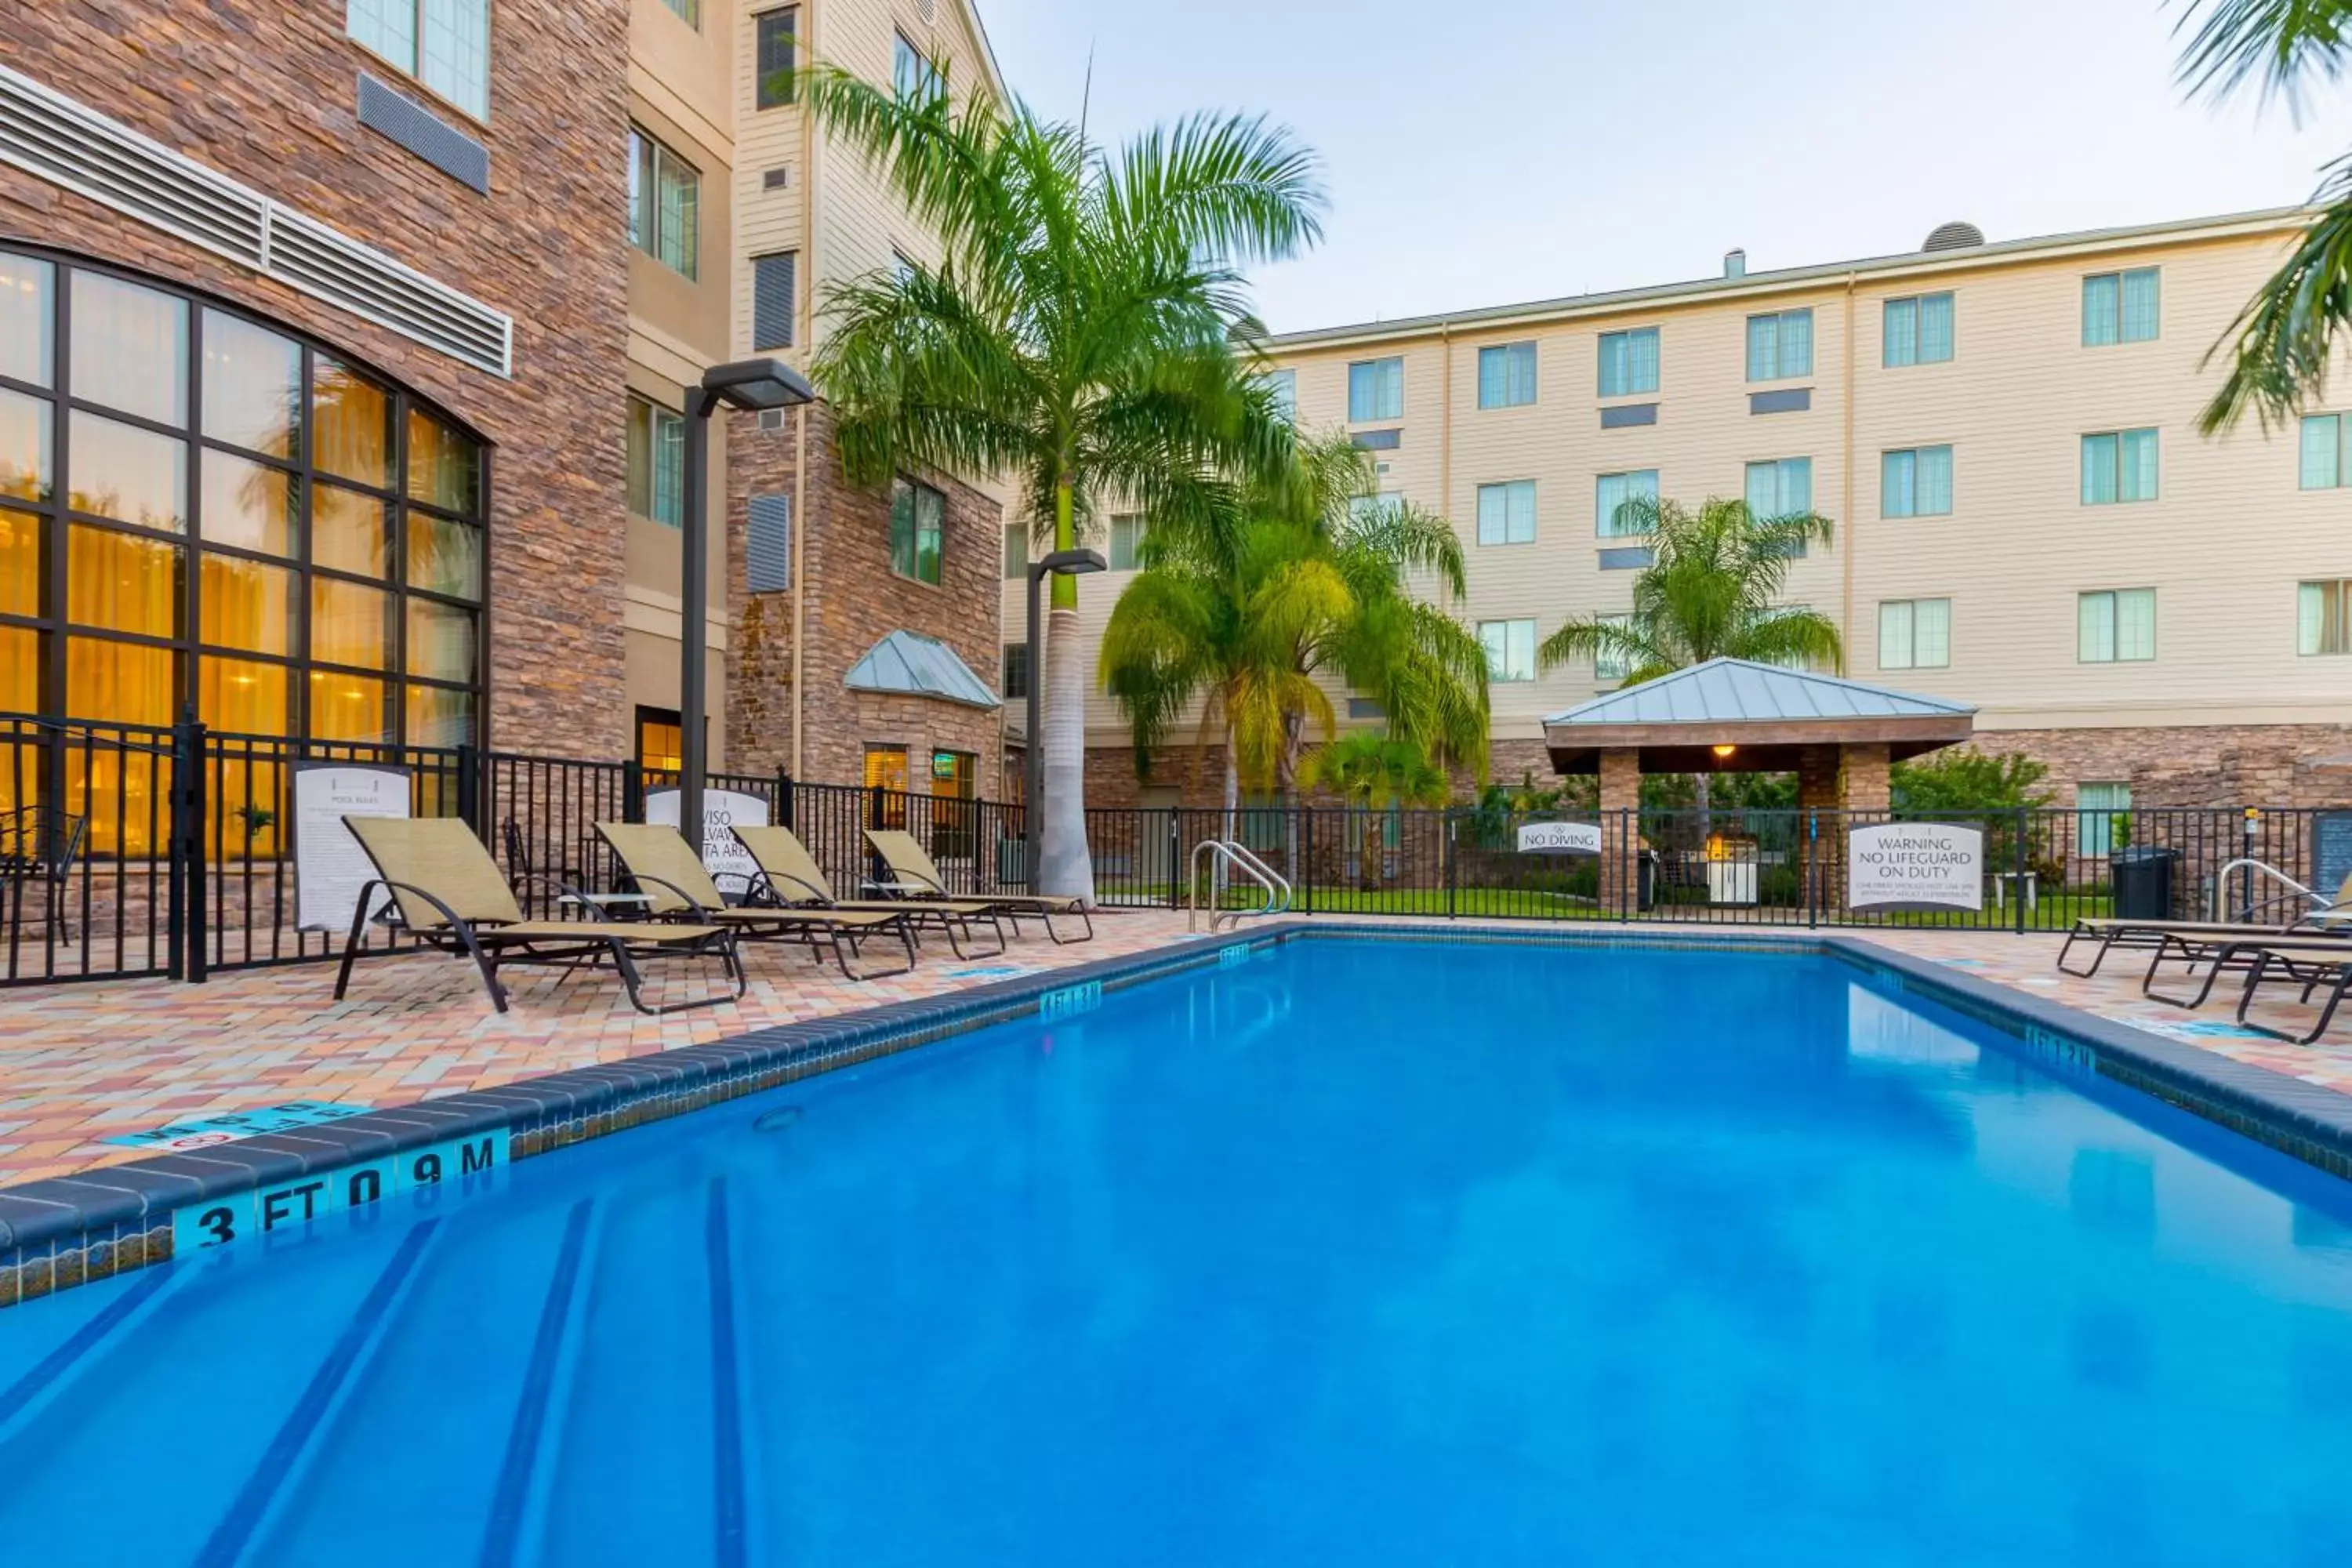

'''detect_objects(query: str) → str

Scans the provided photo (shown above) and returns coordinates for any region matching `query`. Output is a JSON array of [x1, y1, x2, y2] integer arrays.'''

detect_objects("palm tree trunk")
[[1277, 710, 1303, 882], [1038, 477, 1095, 905]]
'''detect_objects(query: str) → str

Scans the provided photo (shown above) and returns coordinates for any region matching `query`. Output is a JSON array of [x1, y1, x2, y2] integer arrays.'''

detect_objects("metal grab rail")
[[1189, 838, 1292, 933], [2210, 858, 2334, 924]]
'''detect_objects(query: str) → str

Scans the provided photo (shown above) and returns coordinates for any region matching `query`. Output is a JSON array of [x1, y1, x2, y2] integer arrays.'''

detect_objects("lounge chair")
[[594, 822, 918, 981], [2140, 931, 2352, 1011], [863, 827, 1094, 944], [2056, 873, 2352, 978], [2230, 943, 2352, 1044], [334, 816, 742, 1015], [729, 824, 1008, 959]]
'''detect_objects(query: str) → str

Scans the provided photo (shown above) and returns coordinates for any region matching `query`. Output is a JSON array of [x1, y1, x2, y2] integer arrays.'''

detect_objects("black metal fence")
[[2, 709, 2345, 988]]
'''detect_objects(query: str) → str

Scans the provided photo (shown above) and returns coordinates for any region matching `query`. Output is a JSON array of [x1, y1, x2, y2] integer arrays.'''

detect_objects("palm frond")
[[2175, 0, 2352, 114], [2199, 153, 2352, 430]]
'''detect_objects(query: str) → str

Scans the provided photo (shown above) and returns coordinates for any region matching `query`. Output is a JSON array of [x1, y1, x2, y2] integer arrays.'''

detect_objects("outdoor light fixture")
[[1712, 744, 1737, 758], [679, 358, 816, 851], [1023, 547, 1109, 884]]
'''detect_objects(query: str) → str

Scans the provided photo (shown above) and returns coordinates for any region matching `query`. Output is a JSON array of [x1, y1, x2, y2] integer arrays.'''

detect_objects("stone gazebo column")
[[1599, 749, 1641, 913], [1798, 744, 1842, 912]]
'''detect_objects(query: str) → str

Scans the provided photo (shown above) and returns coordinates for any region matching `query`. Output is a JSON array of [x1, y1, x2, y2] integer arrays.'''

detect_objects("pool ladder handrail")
[[1189, 839, 1292, 932], [2209, 858, 2337, 925]]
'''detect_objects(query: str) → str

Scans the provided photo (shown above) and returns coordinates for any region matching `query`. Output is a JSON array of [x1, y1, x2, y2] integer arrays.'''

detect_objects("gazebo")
[[1540, 658, 1976, 906]]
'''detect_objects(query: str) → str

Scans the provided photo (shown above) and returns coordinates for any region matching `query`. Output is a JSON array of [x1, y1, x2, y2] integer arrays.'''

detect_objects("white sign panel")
[[1848, 822, 1984, 910], [294, 765, 409, 932], [1516, 820, 1602, 855], [644, 787, 769, 891]]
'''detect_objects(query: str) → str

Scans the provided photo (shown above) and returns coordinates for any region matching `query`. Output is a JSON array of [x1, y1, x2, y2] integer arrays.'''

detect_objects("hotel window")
[[1003, 525, 1027, 580], [863, 743, 910, 826], [2078, 589, 2156, 662], [2300, 414, 2350, 489], [1002, 643, 1029, 699], [1744, 457, 1812, 522], [0, 247, 488, 844], [1880, 445, 1954, 517], [626, 394, 685, 528], [893, 32, 942, 103], [1478, 619, 1537, 683], [1877, 599, 1950, 670], [659, 0, 699, 24], [1475, 480, 1536, 546], [636, 706, 684, 774], [345, 0, 490, 120], [1108, 513, 1146, 571], [1597, 328, 1659, 397], [751, 253, 797, 350], [629, 126, 700, 280], [2082, 267, 2160, 347], [1348, 357, 1403, 423], [755, 9, 798, 107], [890, 476, 945, 584], [1348, 492, 1403, 528], [1595, 469, 1658, 537], [2082, 429, 2158, 505], [1477, 343, 1537, 408], [1882, 292, 1955, 367], [2078, 782, 2132, 857], [1261, 368, 1296, 423], [2299, 579, 2352, 655], [1595, 612, 1632, 681], [1744, 310, 1813, 381]]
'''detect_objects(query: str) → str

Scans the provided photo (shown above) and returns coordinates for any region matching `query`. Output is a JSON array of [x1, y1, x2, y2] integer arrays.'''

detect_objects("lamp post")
[[1022, 547, 1107, 884], [679, 357, 815, 852]]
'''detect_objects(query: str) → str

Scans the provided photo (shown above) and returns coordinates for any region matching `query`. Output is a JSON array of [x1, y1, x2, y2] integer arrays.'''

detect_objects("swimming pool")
[[5, 935, 2352, 1565]]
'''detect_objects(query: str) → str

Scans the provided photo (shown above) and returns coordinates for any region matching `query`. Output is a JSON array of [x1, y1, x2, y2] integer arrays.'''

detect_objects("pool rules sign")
[[1847, 822, 1984, 911]]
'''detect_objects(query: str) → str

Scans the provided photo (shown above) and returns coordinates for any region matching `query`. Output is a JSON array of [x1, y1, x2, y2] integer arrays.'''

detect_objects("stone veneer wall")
[[724, 405, 1007, 794], [0, 2, 634, 757], [1972, 725, 2352, 808], [1083, 723, 2352, 811]]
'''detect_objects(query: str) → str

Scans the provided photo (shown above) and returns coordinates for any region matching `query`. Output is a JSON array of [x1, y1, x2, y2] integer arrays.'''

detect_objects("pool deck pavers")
[[2, 914, 2349, 1190]]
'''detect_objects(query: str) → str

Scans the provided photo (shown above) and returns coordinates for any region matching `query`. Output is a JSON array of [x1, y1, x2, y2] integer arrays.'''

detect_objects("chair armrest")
[[615, 873, 711, 920]]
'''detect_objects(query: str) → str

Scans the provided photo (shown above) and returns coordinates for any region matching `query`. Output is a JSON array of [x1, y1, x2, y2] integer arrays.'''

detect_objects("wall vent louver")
[[0, 64, 513, 377], [1922, 220, 1985, 253]]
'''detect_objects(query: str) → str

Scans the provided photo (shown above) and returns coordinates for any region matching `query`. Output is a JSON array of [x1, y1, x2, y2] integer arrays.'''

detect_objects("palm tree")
[[2175, 1, 2352, 430], [1538, 495, 1840, 819], [1096, 431, 1489, 837], [786, 62, 1324, 904], [1301, 729, 1449, 887]]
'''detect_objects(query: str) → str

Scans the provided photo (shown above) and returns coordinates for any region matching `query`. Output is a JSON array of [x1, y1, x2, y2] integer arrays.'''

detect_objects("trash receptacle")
[[1638, 848, 1656, 912], [2110, 846, 2178, 920]]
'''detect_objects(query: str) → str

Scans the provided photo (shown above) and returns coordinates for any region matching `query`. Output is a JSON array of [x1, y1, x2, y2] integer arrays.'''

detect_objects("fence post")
[[180, 717, 209, 984], [622, 760, 644, 824], [1446, 813, 1457, 920], [455, 742, 481, 831], [165, 717, 192, 982], [1300, 809, 1311, 916], [776, 767, 793, 829], [1806, 810, 1819, 931], [2013, 806, 2029, 935]]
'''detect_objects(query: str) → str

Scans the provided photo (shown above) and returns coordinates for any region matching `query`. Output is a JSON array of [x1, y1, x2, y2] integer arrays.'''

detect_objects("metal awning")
[[1540, 657, 1974, 774], [843, 630, 1002, 711]]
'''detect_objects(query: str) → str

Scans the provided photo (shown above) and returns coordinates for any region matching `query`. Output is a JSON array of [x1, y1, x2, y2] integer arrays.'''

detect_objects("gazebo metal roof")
[[1540, 658, 1975, 774], [843, 630, 1002, 710]]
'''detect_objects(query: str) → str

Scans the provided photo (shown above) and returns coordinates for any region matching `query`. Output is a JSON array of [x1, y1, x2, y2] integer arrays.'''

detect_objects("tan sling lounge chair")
[[728, 824, 1008, 959], [334, 816, 742, 1015], [595, 822, 918, 981], [2056, 871, 2351, 978], [863, 828, 1094, 944]]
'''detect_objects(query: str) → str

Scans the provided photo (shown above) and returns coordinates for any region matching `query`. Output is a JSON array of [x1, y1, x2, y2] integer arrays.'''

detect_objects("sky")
[[977, 0, 2352, 335]]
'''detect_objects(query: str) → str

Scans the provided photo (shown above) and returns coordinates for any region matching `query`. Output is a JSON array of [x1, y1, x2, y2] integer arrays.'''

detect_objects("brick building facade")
[[0, 2, 633, 757], [724, 405, 1007, 796]]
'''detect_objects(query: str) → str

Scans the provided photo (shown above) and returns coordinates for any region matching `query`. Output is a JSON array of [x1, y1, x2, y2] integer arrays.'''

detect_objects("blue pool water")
[[6, 939, 2352, 1565]]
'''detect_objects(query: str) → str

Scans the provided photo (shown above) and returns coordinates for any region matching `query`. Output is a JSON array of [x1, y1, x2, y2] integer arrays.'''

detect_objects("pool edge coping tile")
[[7, 918, 2352, 1307]]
